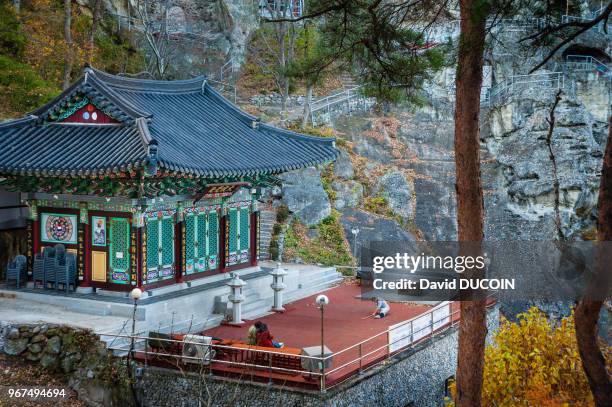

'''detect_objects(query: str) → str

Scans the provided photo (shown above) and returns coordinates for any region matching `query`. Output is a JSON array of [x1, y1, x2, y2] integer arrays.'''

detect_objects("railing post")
[[268, 352, 273, 385], [358, 343, 363, 374], [410, 321, 414, 346], [320, 355, 326, 393], [430, 310, 435, 339]]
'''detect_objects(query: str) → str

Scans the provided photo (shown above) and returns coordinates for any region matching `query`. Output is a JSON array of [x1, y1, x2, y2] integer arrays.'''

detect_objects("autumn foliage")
[[447, 307, 611, 406]]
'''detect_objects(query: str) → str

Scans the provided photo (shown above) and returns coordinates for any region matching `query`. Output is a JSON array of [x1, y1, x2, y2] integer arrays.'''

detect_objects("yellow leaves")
[[480, 307, 610, 407]]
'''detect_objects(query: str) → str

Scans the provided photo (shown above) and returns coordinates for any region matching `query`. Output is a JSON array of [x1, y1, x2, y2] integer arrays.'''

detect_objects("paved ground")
[[0, 293, 129, 333]]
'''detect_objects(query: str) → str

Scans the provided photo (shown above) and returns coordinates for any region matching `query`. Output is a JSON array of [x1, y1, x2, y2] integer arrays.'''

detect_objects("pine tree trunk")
[[302, 85, 313, 128], [574, 115, 612, 407], [454, 0, 488, 405], [62, 0, 73, 90]]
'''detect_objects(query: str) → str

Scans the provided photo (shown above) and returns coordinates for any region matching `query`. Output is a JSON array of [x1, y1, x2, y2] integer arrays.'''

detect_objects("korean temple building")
[[0, 67, 337, 292]]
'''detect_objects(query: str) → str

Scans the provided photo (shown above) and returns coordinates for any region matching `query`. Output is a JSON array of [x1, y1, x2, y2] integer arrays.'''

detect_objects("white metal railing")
[[565, 55, 611, 77], [561, 12, 612, 38], [321, 300, 460, 390], [310, 86, 376, 126], [485, 71, 575, 107]]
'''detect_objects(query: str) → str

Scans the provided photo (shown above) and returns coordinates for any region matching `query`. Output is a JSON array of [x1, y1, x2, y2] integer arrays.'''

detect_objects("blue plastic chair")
[[32, 252, 45, 288], [55, 252, 77, 292], [6, 255, 27, 287], [42, 247, 56, 289]]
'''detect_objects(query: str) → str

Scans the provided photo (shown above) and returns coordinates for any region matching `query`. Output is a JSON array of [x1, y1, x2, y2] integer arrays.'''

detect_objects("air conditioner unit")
[[182, 335, 214, 365]]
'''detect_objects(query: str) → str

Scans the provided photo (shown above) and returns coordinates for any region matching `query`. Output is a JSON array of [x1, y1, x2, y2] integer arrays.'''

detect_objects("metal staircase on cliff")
[[309, 84, 376, 126]]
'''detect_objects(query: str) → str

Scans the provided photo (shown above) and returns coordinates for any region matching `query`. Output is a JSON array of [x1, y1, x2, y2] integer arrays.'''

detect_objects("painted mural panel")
[[92, 216, 107, 246], [40, 213, 78, 244]]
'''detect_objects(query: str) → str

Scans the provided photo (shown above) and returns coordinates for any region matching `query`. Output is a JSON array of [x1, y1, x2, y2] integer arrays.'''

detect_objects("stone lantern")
[[227, 272, 246, 325], [270, 262, 288, 312]]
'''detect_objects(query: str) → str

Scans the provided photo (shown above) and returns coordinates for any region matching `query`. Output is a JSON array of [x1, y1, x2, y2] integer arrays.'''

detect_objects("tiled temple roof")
[[0, 67, 338, 178]]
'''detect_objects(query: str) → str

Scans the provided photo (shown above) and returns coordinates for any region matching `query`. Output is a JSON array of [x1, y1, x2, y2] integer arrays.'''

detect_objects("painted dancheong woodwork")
[[0, 68, 337, 292], [183, 208, 220, 275], [60, 102, 119, 124], [226, 205, 251, 267], [145, 211, 175, 283]]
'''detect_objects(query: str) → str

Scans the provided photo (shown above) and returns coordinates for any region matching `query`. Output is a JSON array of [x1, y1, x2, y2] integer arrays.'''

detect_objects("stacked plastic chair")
[[55, 249, 77, 293], [32, 252, 45, 288], [5, 255, 27, 287], [42, 246, 56, 289]]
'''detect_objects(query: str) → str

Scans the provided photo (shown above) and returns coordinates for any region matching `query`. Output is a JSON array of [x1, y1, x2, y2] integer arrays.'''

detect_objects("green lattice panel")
[[146, 219, 159, 269], [228, 209, 237, 254], [110, 218, 130, 271], [184, 215, 195, 273], [161, 217, 174, 266], [208, 211, 219, 258], [197, 214, 207, 260], [239, 207, 250, 252]]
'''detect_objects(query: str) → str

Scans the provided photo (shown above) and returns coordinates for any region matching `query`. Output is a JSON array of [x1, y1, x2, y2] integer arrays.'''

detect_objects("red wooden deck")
[[203, 283, 460, 386]]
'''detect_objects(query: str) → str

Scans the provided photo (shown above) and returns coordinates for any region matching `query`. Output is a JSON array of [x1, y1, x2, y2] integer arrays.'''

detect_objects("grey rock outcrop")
[[333, 150, 355, 179], [280, 167, 331, 226], [340, 209, 416, 257], [375, 171, 414, 221], [483, 92, 604, 240], [332, 180, 363, 210]]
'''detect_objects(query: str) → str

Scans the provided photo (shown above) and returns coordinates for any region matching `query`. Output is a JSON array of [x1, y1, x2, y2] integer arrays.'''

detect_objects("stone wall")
[[136, 305, 500, 407], [0, 321, 134, 407]]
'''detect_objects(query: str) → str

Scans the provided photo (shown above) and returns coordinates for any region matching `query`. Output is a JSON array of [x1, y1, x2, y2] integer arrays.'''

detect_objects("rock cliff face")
[[273, 74, 608, 262], [483, 87, 605, 240], [142, 8, 609, 264], [97, 0, 259, 77]]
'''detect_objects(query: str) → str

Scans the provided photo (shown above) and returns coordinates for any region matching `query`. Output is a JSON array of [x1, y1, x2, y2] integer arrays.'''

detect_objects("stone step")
[[285, 276, 344, 303], [298, 268, 341, 283], [242, 298, 274, 320], [298, 272, 343, 291]]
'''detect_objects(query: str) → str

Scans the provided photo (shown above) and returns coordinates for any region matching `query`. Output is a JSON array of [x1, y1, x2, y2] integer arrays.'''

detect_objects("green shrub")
[[283, 211, 353, 269], [320, 163, 337, 201], [276, 205, 290, 223], [364, 195, 390, 215], [0, 55, 58, 117], [0, 3, 26, 58]]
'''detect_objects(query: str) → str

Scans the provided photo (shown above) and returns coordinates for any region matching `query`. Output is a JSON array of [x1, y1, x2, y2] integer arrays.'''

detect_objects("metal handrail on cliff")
[[561, 12, 612, 38], [565, 55, 611, 78], [484, 71, 575, 107], [309, 85, 376, 126]]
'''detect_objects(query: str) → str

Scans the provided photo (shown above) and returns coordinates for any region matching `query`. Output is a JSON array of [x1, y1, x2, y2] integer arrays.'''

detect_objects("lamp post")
[[351, 227, 360, 264], [127, 288, 142, 381], [315, 294, 329, 393]]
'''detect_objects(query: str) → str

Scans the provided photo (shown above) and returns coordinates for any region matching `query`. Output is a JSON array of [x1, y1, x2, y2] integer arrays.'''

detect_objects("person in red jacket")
[[254, 321, 284, 348]]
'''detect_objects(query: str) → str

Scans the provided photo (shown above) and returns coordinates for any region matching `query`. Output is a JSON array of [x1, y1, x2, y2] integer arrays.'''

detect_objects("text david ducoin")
[[372, 278, 515, 290]]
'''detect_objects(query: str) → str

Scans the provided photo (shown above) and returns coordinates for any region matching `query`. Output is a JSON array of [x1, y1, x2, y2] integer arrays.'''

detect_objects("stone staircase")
[[258, 209, 276, 261], [285, 266, 344, 303], [241, 284, 275, 321]]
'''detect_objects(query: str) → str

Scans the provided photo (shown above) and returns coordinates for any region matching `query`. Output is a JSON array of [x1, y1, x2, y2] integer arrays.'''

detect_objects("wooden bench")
[[147, 332, 185, 354], [215, 340, 303, 375]]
